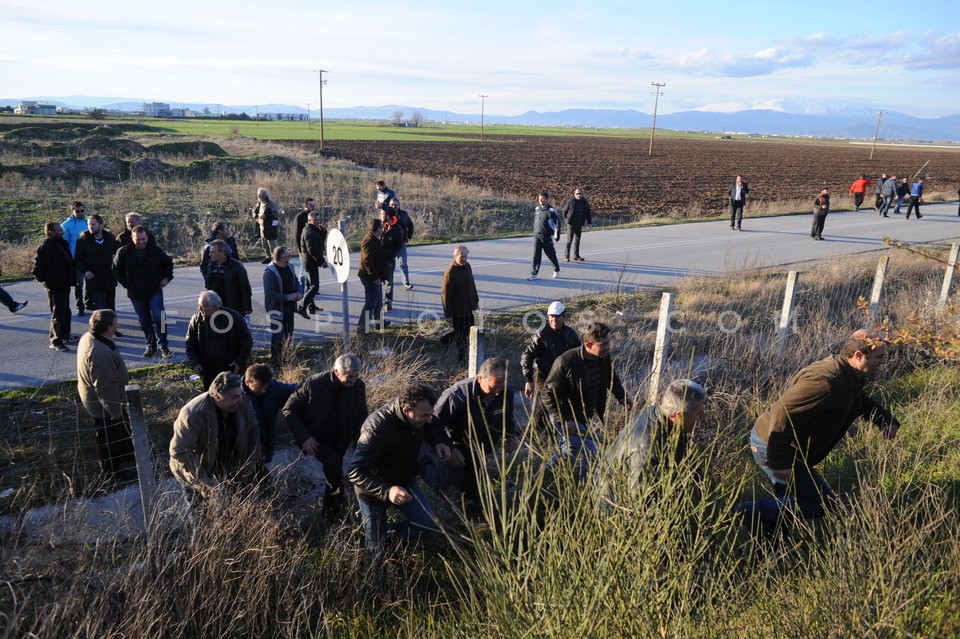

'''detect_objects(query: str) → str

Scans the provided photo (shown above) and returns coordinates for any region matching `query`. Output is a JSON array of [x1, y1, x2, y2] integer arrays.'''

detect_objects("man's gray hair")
[[199, 290, 222, 308], [209, 371, 242, 398], [478, 357, 507, 379], [333, 353, 361, 373], [659, 379, 707, 418]]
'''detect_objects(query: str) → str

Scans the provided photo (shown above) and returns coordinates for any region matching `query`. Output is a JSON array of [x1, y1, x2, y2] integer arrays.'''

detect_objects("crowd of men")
[[23, 181, 911, 561]]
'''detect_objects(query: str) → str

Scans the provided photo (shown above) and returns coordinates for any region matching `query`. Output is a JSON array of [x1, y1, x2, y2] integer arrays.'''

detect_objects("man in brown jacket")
[[169, 372, 262, 502], [357, 217, 388, 334], [735, 329, 900, 533], [77, 309, 135, 481], [440, 245, 479, 362]]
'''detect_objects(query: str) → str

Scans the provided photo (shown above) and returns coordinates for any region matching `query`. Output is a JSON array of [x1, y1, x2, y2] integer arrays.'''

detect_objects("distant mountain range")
[[4, 95, 960, 142]]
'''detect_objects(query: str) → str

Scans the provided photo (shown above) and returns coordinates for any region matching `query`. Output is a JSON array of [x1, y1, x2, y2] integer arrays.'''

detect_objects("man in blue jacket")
[[61, 201, 89, 317], [243, 363, 296, 464], [906, 178, 924, 220]]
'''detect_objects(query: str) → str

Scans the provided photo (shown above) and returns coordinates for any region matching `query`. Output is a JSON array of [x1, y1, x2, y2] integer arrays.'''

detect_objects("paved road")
[[1, 203, 958, 390]]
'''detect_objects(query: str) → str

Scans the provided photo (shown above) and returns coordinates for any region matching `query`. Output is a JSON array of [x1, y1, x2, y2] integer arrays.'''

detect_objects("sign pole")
[[327, 220, 352, 349]]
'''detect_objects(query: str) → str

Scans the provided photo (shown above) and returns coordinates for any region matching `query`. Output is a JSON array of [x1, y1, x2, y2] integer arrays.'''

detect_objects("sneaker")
[[160, 348, 173, 359], [527, 275, 538, 281], [553, 270, 560, 279], [917, 214, 922, 219], [143, 347, 157, 358], [49, 342, 69, 352], [296, 307, 311, 320], [64, 334, 81, 343], [564, 256, 570, 262], [403, 283, 414, 291], [11, 301, 27, 313]]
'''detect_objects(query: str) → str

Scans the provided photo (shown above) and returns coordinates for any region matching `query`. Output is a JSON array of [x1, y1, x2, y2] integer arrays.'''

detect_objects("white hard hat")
[[547, 301, 566, 316]]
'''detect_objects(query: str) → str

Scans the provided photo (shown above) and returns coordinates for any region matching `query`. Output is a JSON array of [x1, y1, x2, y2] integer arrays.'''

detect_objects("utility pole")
[[869, 110, 886, 160], [314, 69, 327, 150], [255, 105, 259, 124], [649, 82, 665, 156], [307, 103, 311, 128], [479, 94, 489, 141]]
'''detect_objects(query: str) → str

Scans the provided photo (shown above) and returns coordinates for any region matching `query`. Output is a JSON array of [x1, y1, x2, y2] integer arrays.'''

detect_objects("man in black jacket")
[[527, 190, 562, 281], [243, 363, 296, 465], [74, 214, 119, 313], [729, 175, 749, 231], [434, 358, 517, 511], [32, 221, 74, 352], [379, 207, 405, 312], [203, 239, 252, 322], [112, 226, 174, 358], [199, 221, 239, 278], [283, 354, 368, 512], [386, 196, 415, 291], [184, 291, 253, 390], [297, 210, 327, 319], [294, 197, 316, 291], [347, 383, 455, 558], [520, 301, 580, 430], [561, 187, 592, 261], [542, 321, 633, 478]]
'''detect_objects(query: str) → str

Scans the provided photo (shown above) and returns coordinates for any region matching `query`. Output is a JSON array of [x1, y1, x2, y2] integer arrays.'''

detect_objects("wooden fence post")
[[939, 243, 959, 308], [647, 292, 674, 405], [868, 256, 889, 324], [776, 271, 799, 355], [468, 326, 485, 377], [125, 384, 156, 532]]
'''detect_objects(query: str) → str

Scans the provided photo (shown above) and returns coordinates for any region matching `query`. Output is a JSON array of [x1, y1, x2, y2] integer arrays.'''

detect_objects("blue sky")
[[2, 0, 959, 117]]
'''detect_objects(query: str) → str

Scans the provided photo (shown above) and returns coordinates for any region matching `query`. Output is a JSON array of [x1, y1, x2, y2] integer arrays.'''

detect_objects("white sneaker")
[[527, 275, 538, 281], [553, 270, 560, 279]]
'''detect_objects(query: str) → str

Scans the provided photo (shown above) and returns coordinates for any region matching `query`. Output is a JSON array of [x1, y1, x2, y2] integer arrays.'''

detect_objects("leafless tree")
[[391, 110, 404, 126], [409, 111, 423, 127]]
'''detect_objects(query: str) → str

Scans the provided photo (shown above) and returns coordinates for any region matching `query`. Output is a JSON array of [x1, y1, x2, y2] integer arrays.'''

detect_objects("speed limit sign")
[[325, 229, 351, 284]]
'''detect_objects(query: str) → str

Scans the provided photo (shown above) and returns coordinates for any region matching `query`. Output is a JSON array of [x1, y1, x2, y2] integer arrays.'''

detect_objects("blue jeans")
[[383, 258, 397, 304], [397, 245, 411, 286], [129, 290, 168, 349], [736, 426, 834, 529], [355, 480, 438, 558], [548, 416, 598, 481]]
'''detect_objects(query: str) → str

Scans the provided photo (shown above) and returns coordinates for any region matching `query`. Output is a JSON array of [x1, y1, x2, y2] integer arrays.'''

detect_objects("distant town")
[[10, 100, 307, 121]]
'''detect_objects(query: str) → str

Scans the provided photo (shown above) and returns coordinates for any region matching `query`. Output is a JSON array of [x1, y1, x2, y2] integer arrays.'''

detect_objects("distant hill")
[[3, 96, 960, 142]]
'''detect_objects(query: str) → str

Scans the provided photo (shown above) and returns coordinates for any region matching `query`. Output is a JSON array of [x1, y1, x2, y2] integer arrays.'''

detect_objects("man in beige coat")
[[169, 371, 262, 502], [77, 309, 135, 482]]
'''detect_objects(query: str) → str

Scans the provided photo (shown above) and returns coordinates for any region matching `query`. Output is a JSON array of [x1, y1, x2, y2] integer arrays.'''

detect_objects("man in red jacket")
[[848, 175, 872, 211]]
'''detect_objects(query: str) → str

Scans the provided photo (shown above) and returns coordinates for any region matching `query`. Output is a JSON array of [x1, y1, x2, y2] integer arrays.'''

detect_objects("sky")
[[2, 0, 959, 118]]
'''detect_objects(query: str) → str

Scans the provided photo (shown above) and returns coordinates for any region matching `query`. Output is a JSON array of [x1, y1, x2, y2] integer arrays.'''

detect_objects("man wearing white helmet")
[[520, 301, 580, 430]]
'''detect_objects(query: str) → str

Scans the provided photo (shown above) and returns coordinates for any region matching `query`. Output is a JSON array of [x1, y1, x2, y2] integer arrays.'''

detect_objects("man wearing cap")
[[520, 301, 580, 430], [734, 329, 901, 535]]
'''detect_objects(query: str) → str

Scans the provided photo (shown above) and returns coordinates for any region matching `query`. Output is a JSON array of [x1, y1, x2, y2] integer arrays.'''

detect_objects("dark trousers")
[[906, 198, 921, 219], [443, 315, 474, 361], [129, 289, 168, 349], [85, 286, 116, 312], [531, 236, 560, 276], [45, 286, 71, 345], [0, 286, 17, 312], [383, 258, 397, 304], [730, 200, 745, 228], [300, 264, 320, 311], [355, 481, 438, 560], [268, 306, 294, 366], [811, 213, 827, 239], [358, 277, 382, 333], [74, 267, 85, 312], [853, 192, 864, 210], [93, 414, 135, 476], [565, 226, 583, 259]]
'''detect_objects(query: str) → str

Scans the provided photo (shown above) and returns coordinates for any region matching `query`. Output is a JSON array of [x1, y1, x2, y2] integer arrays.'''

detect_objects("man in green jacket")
[[735, 329, 900, 533], [440, 244, 479, 362]]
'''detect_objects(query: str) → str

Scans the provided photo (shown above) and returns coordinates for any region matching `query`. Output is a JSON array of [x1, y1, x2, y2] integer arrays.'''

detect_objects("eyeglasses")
[[75, 209, 85, 213]]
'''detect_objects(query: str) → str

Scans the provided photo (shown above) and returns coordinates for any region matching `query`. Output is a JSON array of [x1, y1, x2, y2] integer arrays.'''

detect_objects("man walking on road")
[[848, 175, 871, 211], [297, 210, 327, 319], [357, 218, 388, 335], [906, 178, 924, 220], [374, 180, 398, 211], [562, 187, 592, 261], [878, 175, 898, 217], [62, 201, 89, 317], [527, 191, 561, 281], [263, 246, 302, 368], [441, 245, 480, 363], [729, 175, 749, 230], [112, 226, 174, 359], [203, 239, 253, 323], [32, 221, 74, 352]]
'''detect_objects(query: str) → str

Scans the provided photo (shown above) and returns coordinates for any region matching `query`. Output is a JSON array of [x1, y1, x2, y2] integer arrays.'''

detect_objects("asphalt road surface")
[[1, 203, 958, 390]]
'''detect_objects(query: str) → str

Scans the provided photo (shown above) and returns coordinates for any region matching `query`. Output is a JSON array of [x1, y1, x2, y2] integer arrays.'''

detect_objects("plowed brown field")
[[322, 136, 960, 218]]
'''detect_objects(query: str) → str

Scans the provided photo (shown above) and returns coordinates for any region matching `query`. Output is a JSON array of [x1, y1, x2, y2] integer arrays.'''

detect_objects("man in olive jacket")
[[169, 372, 262, 499], [735, 329, 900, 533], [77, 309, 135, 480], [440, 245, 479, 362], [282, 354, 368, 511], [32, 221, 75, 351], [542, 321, 632, 478], [347, 384, 455, 558]]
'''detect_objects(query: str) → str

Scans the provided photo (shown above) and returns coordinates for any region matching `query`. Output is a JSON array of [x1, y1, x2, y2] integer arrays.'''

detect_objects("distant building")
[[142, 102, 174, 117], [261, 113, 308, 122], [14, 101, 57, 115]]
